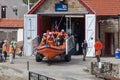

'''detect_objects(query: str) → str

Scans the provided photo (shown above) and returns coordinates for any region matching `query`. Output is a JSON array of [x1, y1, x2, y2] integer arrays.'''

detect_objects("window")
[[1, 6, 7, 18]]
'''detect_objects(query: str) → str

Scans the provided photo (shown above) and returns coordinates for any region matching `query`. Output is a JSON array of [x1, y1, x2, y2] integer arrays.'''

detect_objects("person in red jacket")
[[94, 39, 103, 62]]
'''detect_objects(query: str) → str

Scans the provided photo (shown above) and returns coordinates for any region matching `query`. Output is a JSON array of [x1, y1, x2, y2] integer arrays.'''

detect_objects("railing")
[[66, 35, 75, 55], [29, 71, 55, 80], [31, 37, 40, 55]]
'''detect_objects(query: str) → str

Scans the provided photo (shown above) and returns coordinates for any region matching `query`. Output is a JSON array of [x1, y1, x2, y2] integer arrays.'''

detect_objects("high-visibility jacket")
[[47, 35, 55, 46], [95, 50, 101, 56], [9, 44, 14, 54], [57, 32, 68, 39], [41, 36, 47, 45], [53, 31, 59, 38], [2, 43, 7, 52]]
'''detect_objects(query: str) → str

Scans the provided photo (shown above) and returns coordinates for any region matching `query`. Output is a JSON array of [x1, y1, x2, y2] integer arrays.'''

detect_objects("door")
[[105, 33, 114, 56], [85, 14, 96, 57], [24, 14, 37, 56]]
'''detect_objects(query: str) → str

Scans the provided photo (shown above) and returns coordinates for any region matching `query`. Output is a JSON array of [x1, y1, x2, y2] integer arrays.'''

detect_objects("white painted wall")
[[17, 29, 23, 42], [24, 14, 37, 56]]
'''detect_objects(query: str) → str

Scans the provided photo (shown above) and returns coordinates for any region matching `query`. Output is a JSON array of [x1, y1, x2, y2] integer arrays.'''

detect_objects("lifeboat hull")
[[37, 43, 66, 60]]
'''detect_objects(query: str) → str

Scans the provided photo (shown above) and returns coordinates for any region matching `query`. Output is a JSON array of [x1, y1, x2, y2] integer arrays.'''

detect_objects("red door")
[[105, 33, 114, 56]]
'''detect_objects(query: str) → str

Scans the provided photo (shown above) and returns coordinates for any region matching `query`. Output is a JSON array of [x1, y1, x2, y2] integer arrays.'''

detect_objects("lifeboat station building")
[[24, 0, 120, 57]]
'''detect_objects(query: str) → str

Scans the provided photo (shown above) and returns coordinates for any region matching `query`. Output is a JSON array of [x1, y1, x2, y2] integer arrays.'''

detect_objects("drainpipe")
[[118, 14, 120, 48], [98, 21, 101, 39]]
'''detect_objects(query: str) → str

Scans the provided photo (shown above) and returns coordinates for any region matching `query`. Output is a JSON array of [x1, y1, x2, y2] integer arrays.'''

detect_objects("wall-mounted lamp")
[[12, 6, 18, 16]]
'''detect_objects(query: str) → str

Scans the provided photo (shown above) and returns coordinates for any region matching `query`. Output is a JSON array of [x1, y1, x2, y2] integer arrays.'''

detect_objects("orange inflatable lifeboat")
[[36, 42, 66, 61]]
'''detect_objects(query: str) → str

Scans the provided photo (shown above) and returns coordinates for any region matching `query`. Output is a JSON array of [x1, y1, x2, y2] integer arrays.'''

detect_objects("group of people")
[[40, 29, 68, 46], [0, 38, 17, 64]]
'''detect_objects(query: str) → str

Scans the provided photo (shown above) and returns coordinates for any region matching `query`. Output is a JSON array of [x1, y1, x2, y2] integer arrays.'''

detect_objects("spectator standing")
[[81, 40, 88, 61], [94, 40, 103, 62], [0, 40, 3, 61], [95, 50, 101, 62], [9, 42, 14, 64], [2, 40, 7, 61], [11, 38, 17, 59]]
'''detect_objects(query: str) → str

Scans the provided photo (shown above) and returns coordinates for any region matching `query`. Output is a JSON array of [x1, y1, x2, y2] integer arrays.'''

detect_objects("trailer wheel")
[[65, 54, 71, 62], [36, 53, 43, 62]]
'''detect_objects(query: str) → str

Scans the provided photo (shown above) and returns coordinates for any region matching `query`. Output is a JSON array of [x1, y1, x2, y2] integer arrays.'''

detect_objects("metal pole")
[[29, 71, 31, 80], [66, 17, 68, 33], [98, 22, 101, 39], [27, 0, 30, 11], [27, 61, 29, 71], [69, 16, 71, 35], [29, 18, 31, 39]]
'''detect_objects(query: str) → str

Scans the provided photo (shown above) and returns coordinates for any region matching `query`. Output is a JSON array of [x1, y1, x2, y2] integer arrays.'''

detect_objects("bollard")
[[27, 61, 29, 71], [98, 62, 102, 73]]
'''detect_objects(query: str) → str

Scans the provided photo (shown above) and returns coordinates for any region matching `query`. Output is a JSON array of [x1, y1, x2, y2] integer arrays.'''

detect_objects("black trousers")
[[83, 48, 87, 61], [96, 56, 100, 62], [3, 51, 7, 60], [13, 50, 16, 59]]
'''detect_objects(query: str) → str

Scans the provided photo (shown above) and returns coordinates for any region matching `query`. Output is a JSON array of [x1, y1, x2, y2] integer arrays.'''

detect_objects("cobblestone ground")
[[0, 55, 118, 80]]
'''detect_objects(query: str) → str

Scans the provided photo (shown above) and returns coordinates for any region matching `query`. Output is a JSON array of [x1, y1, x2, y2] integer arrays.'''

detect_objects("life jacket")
[[47, 36, 54, 41], [53, 31, 59, 38], [95, 50, 101, 56], [9, 44, 14, 54], [2, 43, 7, 52], [57, 32, 68, 39], [41, 36, 47, 45], [47, 35, 54, 46]]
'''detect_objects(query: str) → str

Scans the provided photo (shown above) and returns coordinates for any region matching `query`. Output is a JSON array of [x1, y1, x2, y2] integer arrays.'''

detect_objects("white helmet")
[[61, 29, 64, 32], [4, 40, 7, 43], [43, 33, 47, 36], [49, 32, 52, 35]]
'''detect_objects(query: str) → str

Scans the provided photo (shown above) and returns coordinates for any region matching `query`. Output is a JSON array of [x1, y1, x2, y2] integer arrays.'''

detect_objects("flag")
[[55, 24, 59, 32]]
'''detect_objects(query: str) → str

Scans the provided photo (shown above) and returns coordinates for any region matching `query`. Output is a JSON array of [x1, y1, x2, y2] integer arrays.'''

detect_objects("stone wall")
[[36, 0, 87, 13], [0, 29, 17, 43], [99, 18, 118, 55], [91, 62, 120, 79]]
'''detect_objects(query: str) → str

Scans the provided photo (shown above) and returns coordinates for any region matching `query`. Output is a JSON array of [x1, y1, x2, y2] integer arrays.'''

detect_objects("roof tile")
[[0, 18, 23, 28], [84, 0, 120, 16]]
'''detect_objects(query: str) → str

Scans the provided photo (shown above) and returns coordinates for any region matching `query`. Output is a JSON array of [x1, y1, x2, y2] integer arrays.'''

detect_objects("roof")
[[0, 18, 24, 28], [84, 0, 120, 16], [28, 0, 120, 16], [27, 0, 95, 14]]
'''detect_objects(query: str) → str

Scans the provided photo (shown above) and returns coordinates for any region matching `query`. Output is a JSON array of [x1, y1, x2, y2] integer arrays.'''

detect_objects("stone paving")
[[0, 55, 119, 80]]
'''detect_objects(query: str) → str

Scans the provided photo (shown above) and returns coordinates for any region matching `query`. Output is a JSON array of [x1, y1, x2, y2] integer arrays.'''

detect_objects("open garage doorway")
[[38, 15, 85, 55], [66, 17, 85, 55]]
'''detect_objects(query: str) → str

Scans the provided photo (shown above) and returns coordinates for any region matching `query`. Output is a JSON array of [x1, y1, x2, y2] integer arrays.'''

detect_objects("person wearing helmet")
[[40, 33, 48, 46], [56, 29, 68, 45], [47, 32, 55, 46], [57, 29, 68, 39]]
